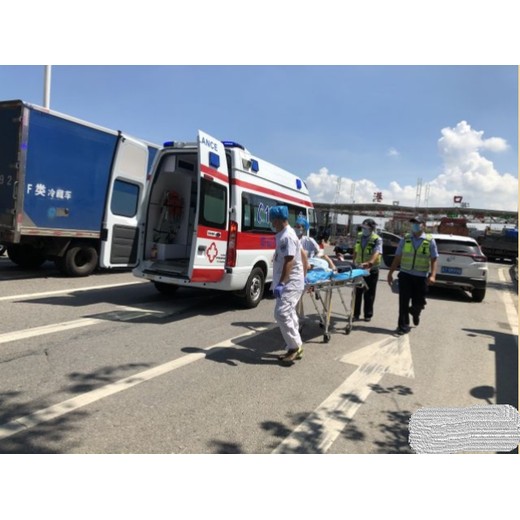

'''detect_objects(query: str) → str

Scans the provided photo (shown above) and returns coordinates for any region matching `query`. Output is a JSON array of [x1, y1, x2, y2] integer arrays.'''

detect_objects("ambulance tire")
[[154, 282, 179, 295], [60, 243, 98, 277], [240, 267, 265, 308]]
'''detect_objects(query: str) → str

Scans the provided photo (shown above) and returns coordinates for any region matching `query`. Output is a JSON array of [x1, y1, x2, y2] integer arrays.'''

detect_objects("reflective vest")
[[354, 232, 381, 266], [400, 233, 432, 272]]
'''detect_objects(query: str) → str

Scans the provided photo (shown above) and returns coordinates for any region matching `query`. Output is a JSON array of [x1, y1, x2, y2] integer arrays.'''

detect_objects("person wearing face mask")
[[294, 217, 336, 270], [352, 218, 383, 322], [269, 206, 305, 362], [293, 216, 336, 331], [387, 216, 438, 335]]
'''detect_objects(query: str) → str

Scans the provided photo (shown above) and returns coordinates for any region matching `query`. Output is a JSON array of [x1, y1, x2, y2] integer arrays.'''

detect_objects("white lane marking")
[[497, 268, 518, 339], [273, 334, 414, 454], [0, 280, 148, 302], [0, 326, 272, 441], [0, 306, 165, 345]]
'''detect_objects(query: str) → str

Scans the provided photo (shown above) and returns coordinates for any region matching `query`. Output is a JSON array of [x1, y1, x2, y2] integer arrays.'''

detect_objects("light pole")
[[43, 65, 52, 108]]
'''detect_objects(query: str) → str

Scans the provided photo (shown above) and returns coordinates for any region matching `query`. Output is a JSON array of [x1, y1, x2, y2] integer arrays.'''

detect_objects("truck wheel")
[[62, 243, 98, 277], [472, 288, 486, 302], [154, 282, 179, 295], [239, 267, 265, 308], [7, 244, 46, 269]]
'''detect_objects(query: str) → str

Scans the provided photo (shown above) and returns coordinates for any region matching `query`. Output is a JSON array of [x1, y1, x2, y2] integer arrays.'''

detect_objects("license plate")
[[441, 266, 462, 275]]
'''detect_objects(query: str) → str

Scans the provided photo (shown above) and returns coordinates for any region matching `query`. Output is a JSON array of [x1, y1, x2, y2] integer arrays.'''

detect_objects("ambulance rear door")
[[188, 130, 230, 283]]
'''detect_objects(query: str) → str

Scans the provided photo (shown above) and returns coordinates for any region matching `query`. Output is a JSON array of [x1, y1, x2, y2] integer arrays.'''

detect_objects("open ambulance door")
[[99, 134, 149, 268], [188, 130, 230, 283]]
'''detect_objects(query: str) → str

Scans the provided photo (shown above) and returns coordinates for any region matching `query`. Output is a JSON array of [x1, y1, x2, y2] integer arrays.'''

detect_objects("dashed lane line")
[[0, 280, 148, 302], [0, 306, 165, 345], [0, 326, 271, 441]]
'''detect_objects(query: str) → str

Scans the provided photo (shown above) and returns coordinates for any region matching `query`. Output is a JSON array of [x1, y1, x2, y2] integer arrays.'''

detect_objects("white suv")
[[431, 233, 488, 302]]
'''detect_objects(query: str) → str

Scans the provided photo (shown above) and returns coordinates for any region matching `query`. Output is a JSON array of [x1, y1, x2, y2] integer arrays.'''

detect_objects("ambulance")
[[133, 130, 314, 307]]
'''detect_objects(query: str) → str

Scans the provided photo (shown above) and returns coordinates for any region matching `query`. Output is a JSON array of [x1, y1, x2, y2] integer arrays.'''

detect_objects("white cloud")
[[387, 147, 400, 157], [305, 121, 517, 211]]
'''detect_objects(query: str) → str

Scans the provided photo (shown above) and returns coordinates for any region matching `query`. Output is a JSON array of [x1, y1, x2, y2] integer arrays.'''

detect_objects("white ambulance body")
[[133, 130, 314, 307]]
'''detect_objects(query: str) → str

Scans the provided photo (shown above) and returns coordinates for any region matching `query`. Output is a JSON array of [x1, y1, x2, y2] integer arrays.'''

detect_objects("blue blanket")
[[305, 268, 368, 284]]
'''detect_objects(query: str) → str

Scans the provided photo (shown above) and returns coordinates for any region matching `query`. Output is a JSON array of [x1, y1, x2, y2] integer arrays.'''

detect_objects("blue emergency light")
[[222, 141, 245, 150], [251, 159, 259, 172], [163, 141, 175, 147], [296, 179, 302, 190], [209, 151, 220, 168]]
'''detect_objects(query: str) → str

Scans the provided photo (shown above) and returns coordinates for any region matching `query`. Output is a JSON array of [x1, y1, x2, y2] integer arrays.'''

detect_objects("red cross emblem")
[[207, 242, 218, 263]]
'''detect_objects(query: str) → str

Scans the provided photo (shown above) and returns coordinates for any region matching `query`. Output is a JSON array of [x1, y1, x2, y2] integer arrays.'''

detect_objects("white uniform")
[[272, 225, 304, 351], [300, 235, 320, 258]]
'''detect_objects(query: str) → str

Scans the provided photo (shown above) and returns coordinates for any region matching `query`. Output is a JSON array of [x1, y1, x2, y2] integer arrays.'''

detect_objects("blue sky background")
[[1, 65, 517, 212]]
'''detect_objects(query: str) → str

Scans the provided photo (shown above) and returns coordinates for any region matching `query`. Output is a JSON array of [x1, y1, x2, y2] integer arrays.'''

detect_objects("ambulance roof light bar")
[[222, 141, 245, 150], [163, 141, 196, 148]]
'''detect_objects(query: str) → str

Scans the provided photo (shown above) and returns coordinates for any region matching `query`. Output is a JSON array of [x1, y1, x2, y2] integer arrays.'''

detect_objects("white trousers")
[[274, 287, 303, 351]]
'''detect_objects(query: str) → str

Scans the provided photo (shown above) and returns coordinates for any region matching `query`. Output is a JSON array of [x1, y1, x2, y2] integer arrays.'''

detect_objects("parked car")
[[380, 231, 402, 267], [431, 233, 488, 302]]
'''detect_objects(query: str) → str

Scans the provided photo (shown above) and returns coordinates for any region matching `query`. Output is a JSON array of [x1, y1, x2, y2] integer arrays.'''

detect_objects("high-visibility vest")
[[354, 232, 381, 266], [400, 233, 432, 272]]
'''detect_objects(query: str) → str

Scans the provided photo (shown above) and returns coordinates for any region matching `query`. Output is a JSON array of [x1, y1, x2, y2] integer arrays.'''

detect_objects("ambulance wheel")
[[240, 267, 265, 308], [60, 242, 98, 277], [324, 333, 331, 343], [154, 282, 179, 295]]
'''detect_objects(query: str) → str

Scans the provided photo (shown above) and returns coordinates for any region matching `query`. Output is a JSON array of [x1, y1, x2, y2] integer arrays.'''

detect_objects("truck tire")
[[472, 288, 486, 302], [7, 244, 46, 269], [60, 243, 98, 277], [154, 282, 179, 295], [239, 267, 265, 308]]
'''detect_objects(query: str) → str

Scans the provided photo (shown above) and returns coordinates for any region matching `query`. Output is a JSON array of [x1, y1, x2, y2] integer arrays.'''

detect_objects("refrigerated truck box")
[[0, 99, 159, 276]]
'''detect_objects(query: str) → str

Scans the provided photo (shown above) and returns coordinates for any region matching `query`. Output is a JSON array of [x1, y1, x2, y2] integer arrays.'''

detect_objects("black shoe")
[[364, 317, 372, 322], [395, 326, 410, 336], [353, 316, 360, 321]]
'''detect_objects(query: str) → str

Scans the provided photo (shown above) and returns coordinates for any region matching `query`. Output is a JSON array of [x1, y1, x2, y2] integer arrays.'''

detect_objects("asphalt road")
[[0, 254, 517, 454]]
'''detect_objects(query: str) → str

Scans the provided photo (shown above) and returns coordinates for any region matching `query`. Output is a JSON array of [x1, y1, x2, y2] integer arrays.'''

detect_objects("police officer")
[[387, 216, 438, 335], [352, 218, 382, 322], [270, 206, 305, 362]]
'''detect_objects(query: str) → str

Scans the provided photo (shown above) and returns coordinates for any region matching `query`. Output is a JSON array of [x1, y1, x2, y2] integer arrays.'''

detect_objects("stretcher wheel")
[[324, 333, 331, 343], [345, 325, 352, 335]]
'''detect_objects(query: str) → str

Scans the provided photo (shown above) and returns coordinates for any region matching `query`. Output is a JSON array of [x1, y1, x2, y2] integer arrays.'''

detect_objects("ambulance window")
[[241, 194, 274, 233], [199, 179, 227, 229], [111, 179, 139, 217]]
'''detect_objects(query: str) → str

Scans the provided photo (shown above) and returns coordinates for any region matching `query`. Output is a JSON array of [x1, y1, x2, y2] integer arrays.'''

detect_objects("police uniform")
[[394, 232, 438, 332], [353, 230, 382, 320]]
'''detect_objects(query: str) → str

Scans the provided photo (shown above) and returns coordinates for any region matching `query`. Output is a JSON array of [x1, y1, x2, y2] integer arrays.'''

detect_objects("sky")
[[0, 65, 517, 212]]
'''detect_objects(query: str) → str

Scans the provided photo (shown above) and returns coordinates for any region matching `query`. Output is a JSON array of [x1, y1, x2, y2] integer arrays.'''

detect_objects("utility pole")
[[415, 177, 423, 208], [43, 65, 52, 108]]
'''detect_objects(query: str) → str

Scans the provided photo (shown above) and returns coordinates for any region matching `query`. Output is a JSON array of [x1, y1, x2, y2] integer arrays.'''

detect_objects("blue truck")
[[0, 99, 159, 276]]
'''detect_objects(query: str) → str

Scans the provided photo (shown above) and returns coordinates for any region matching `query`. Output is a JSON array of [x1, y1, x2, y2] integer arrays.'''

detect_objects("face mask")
[[362, 228, 371, 237], [295, 227, 304, 237], [411, 223, 422, 233], [270, 224, 278, 232]]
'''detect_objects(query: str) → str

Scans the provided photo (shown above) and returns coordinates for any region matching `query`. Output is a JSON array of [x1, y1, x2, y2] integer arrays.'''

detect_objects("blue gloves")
[[274, 283, 285, 298]]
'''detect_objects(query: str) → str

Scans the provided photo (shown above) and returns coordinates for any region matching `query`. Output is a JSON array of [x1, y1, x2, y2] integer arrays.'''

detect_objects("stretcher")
[[302, 267, 369, 343]]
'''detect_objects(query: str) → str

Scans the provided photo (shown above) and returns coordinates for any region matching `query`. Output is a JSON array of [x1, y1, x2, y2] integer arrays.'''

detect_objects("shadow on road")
[[0, 362, 152, 454]]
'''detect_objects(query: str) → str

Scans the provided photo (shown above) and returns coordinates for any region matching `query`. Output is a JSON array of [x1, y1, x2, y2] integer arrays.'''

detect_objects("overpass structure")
[[313, 202, 518, 234]]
